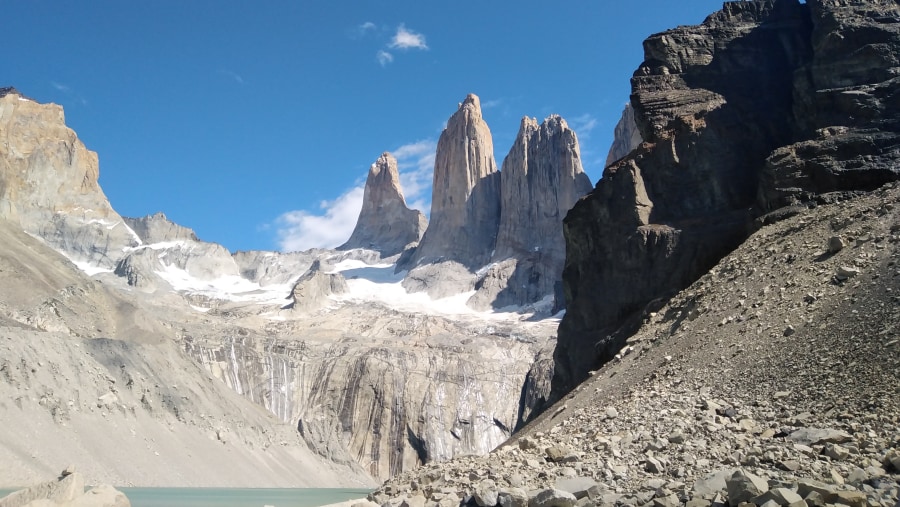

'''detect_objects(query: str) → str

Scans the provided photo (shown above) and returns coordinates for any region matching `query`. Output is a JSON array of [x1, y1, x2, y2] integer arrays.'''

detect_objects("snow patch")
[[155, 263, 293, 304]]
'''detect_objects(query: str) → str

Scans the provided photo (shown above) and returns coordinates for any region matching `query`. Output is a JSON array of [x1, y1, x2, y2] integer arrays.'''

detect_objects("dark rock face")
[[472, 116, 592, 309], [555, 0, 900, 396], [409, 94, 501, 269], [340, 152, 427, 257]]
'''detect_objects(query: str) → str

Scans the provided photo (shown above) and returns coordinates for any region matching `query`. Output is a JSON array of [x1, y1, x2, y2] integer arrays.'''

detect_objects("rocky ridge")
[[341, 152, 427, 257], [556, 0, 900, 396], [370, 182, 900, 507]]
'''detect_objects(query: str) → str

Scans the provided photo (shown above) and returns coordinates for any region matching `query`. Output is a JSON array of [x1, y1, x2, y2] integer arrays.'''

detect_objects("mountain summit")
[[409, 94, 501, 269], [340, 152, 426, 256]]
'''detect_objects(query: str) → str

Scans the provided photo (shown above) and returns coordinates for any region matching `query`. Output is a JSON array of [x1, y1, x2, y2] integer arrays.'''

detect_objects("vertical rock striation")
[[409, 94, 501, 269], [340, 152, 427, 257], [556, 0, 900, 397], [605, 102, 643, 168], [469, 116, 592, 309]]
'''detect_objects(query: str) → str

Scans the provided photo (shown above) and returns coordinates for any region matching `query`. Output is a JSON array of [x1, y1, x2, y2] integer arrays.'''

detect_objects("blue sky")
[[5, 1, 723, 253]]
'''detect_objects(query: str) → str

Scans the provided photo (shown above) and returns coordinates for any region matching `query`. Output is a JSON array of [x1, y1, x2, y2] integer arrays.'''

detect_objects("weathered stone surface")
[[409, 93, 501, 269], [528, 489, 577, 507], [788, 427, 852, 446], [554, 0, 900, 395], [605, 102, 642, 168], [340, 152, 427, 257], [0, 472, 130, 507], [287, 260, 348, 311], [726, 470, 769, 505], [471, 115, 592, 310], [0, 91, 140, 268]]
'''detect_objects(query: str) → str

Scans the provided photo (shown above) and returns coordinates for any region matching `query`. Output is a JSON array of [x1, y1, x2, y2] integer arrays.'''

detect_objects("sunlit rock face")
[[469, 115, 592, 310], [340, 152, 427, 257], [0, 88, 140, 268], [605, 103, 642, 168], [183, 307, 553, 480], [555, 0, 900, 398], [409, 94, 501, 270]]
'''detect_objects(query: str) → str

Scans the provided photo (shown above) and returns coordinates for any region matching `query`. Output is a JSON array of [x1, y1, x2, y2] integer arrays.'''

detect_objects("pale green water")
[[0, 487, 372, 507]]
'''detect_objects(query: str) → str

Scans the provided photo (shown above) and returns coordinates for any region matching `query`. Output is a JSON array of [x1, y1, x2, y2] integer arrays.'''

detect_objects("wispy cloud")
[[351, 21, 378, 39], [50, 81, 87, 105], [376, 50, 394, 67], [219, 69, 244, 85], [274, 187, 365, 251], [389, 24, 428, 50], [393, 139, 436, 214], [570, 113, 598, 140]]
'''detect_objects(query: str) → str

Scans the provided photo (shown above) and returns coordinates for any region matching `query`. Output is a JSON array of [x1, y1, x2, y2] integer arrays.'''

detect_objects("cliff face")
[[409, 94, 501, 269], [605, 103, 642, 168], [340, 152, 427, 257], [183, 308, 553, 480], [0, 90, 140, 268], [469, 116, 592, 310], [555, 0, 900, 395]]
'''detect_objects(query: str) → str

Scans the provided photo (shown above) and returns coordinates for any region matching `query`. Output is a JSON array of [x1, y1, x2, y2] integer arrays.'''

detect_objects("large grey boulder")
[[340, 152, 427, 257], [0, 470, 130, 507]]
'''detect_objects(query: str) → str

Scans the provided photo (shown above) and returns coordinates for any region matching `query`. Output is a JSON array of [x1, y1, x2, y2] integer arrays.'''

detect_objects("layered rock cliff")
[[340, 152, 427, 257], [555, 0, 900, 395], [408, 94, 501, 269], [469, 116, 592, 310]]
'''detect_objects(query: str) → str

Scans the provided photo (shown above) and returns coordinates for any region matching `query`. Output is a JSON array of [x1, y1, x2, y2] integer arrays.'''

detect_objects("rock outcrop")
[[0, 90, 140, 268], [408, 94, 501, 269], [555, 0, 900, 395], [340, 152, 427, 257], [470, 116, 592, 310], [287, 260, 348, 311], [605, 103, 642, 167], [0, 469, 130, 507]]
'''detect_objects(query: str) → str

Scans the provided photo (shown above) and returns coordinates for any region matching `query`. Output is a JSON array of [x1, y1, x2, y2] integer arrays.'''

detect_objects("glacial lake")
[[0, 487, 373, 507]]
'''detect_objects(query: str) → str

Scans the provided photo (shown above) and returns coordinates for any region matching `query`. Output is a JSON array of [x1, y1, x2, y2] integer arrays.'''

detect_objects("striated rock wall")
[[183, 310, 553, 480], [605, 103, 642, 168], [470, 116, 592, 310], [409, 94, 501, 269], [340, 152, 427, 257], [555, 0, 900, 396]]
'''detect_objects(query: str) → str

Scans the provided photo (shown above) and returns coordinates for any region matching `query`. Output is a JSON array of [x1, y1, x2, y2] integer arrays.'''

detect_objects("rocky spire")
[[605, 102, 642, 167], [340, 152, 426, 256], [410, 93, 501, 269], [469, 115, 593, 309]]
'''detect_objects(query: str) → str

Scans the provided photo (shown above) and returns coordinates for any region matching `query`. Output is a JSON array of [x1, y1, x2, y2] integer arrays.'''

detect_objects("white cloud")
[[393, 139, 436, 216], [275, 187, 365, 251], [376, 50, 394, 67], [50, 81, 70, 92], [359, 21, 376, 32], [570, 113, 598, 140], [389, 24, 428, 50]]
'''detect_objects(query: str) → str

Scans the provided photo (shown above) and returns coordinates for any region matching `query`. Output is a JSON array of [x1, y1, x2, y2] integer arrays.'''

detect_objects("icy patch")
[[71, 259, 114, 276], [124, 240, 188, 253], [190, 305, 212, 313], [326, 260, 534, 322], [155, 263, 294, 304]]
